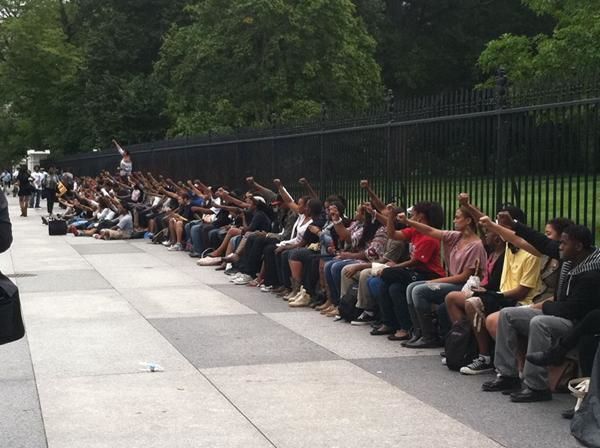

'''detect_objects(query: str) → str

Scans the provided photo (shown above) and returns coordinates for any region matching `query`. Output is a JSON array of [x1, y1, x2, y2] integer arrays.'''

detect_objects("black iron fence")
[[53, 73, 600, 240]]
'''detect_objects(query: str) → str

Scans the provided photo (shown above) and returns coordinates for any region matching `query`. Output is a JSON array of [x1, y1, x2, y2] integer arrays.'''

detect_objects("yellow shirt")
[[499, 245, 542, 305]]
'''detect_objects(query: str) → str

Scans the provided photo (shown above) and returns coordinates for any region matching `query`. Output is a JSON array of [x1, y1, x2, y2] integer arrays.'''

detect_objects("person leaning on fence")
[[400, 203, 488, 349], [481, 220, 600, 403]]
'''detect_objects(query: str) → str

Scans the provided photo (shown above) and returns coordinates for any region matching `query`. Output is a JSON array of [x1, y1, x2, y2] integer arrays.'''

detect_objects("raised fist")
[[458, 193, 470, 207]]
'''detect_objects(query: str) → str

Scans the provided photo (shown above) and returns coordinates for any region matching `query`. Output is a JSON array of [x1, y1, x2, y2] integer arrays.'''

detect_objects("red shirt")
[[401, 228, 446, 278]]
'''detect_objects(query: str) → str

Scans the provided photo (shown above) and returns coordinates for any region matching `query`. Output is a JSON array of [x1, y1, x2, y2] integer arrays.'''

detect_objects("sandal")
[[248, 279, 263, 287]]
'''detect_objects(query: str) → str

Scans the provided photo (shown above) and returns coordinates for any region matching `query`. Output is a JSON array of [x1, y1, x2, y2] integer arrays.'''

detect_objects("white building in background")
[[26, 150, 51, 171]]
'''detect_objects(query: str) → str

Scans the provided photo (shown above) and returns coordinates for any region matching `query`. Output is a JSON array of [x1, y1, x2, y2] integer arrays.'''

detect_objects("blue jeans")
[[407, 281, 463, 312], [324, 258, 360, 304], [185, 220, 201, 245]]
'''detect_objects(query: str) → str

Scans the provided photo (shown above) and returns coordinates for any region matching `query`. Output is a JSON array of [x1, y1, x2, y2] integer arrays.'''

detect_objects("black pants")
[[45, 189, 56, 214], [238, 235, 278, 277], [560, 309, 600, 376], [262, 243, 279, 286]]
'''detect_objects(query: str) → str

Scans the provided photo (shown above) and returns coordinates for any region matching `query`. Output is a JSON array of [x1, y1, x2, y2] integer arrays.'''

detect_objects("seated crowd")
[[50, 169, 600, 416]]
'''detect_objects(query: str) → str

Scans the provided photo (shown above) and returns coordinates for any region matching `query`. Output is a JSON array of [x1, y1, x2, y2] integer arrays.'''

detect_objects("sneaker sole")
[[460, 367, 495, 375]]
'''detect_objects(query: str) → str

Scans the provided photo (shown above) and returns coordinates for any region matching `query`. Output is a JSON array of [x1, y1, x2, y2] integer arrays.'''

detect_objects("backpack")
[[338, 286, 361, 323], [444, 318, 478, 371]]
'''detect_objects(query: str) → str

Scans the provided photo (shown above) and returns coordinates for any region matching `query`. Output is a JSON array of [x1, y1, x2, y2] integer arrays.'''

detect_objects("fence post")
[[271, 113, 277, 180], [495, 68, 508, 211], [385, 89, 394, 202], [319, 102, 326, 195]]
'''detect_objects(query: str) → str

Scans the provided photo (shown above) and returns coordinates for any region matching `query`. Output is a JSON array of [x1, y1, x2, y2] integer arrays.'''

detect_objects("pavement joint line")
[[9, 246, 50, 448], [71, 241, 281, 448]]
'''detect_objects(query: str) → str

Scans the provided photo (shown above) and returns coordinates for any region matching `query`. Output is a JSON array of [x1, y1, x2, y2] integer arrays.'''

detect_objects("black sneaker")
[[351, 311, 376, 326], [460, 356, 494, 375]]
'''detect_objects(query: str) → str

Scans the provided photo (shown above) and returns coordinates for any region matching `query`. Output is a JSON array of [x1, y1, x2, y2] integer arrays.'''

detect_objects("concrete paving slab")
[[92, 265, 201, 290], [150, 314, 339, 368], [26, 316, 194, 379], [120, 285, 256, 319], [0, 252, 14, 274], [203, 360, 502, 448], [212, 284, 309, 314], [0, 379, 47, 448], [20, 289, 137, 325], [0, 336, 35, 381], [11, 254, 92, 272], [83, 253, 170, 270], [352, 356, 577, 448], [65, 237, 126, 246], [73, 243, 143, 255], [15, 270, 111, 292], [266, 311, 439, 359], [179, 266, 237, 285], [37, 371, 271, 448]]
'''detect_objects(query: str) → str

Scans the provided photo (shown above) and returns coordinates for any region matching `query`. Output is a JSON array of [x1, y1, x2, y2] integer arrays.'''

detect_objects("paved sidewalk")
[[0, 197, 579, 448]]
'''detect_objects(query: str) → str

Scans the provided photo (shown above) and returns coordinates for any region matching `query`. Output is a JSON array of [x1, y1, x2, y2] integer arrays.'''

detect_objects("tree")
[[360, 0, 554, 96], [0, 0, 83, 158], [479, 0, 599, 82], [156, 0, 383, 136], [72, 0, 192, 148]]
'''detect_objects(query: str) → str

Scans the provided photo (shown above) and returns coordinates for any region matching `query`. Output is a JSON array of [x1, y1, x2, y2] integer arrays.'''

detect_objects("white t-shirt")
[[278, 214, 312, 246]]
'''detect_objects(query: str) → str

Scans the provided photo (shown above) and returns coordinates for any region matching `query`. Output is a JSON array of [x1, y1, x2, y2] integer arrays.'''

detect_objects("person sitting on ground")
[[399, 203, 488, 349], [481, 221, 600, 403], [368, 201, 446, 338], [311, 203, 387, 311], [98, 206, 133, 240], [339, 202, 410, 327]]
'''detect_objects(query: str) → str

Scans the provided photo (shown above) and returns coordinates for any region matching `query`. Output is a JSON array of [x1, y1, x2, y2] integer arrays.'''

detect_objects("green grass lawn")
[[319, 174, 600, 242]]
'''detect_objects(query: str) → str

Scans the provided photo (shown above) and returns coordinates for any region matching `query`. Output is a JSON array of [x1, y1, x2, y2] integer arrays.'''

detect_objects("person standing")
[[43, 167, 60, 216], [29, 165, 43, 209], [15, 166, 32, 217], [112, 139, 133, 179]]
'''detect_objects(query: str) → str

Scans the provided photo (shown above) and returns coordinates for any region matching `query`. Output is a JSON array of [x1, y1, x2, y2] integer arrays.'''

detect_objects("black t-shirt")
[[248, 210, 271, 232], [0, 191, 12, 253]]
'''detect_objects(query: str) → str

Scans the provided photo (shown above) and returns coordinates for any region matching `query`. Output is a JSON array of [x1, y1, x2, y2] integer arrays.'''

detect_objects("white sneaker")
[[260, 285, 273, 293], [232, 274, 253, 285], [289, 291, 311, 307], [168, 243, 183, 251], [287, 287, 306, 302], [162, 240, 172, 247], [229, 272, 244, 282]]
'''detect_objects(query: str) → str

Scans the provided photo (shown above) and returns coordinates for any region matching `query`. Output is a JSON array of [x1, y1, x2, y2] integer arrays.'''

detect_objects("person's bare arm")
[[385, 205, 408, 241], [479, 216, 542, 257], [458, 193, 485, 222], [330, 205, 350, 243], [429, 268, 474, 285], [112, 139, 125, 156], [299, 178, 318, 199], [218, 189, 250, 209], [246, 177, 277, 198], [364, 202, 388, 226], [273, 179, 300, 214], [397, 212, 444, 240], [360, 180, 385, 212]]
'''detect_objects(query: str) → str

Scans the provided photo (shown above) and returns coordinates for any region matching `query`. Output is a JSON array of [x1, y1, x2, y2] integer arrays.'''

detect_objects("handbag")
[[0, 273, 25, 345], [48, 218, 67, 235]]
